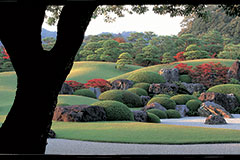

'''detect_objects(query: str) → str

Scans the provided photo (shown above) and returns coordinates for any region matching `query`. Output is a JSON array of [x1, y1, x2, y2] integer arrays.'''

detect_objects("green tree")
[[140, 45, 161, 66], [116, 52, 133, 70], [218, 43, 240, 59], [162, 52, 176, 64], [184, 44, 209, 60], [42, 37, 56, 51], [100, 40, 121, 62]]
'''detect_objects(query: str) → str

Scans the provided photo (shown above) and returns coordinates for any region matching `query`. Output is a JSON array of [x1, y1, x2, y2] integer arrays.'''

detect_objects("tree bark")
[[0, 3, 97, 154]]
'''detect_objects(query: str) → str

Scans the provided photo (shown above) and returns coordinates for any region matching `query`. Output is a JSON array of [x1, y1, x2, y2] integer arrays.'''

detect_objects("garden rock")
[[132, 110, 148, 122], [48, 129, 56, 138], [198, 101, 233, 118], [158, 68, 179, 83], [59, 83, 74, 95], [149, 83, 179, 95], [142, 102, 167, 112], [204, 115, 227, 125], [175, 105, 189, 117], [227, 60, 240, 80], [181, 82, 206, 94], [89, 87, 101, 99], [111, 79, 134, 90], [140, 96, 151, 106], [198, 92, 239, 112], [53, 105, 107, 122]]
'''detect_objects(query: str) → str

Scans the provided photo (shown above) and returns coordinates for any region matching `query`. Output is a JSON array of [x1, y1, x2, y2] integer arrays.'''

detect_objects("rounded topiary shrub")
[[147, 112, 161, 123], [91, 100, 134, 121], [132, 83, 150, 92], [98, 90, 142, 108], [186, 99, 202, 116], [127, 88, 148, 96], [127, 71, 166, 84], [73, 89, 96, 99], [147, 97, 176, 109], [207, 84, 240, 103], [170, 94, 198, 105], [179, 74, 192, 83], [147, 109, 167, 119], [155, 94, 171, 98], [165, 109, 181, 118]]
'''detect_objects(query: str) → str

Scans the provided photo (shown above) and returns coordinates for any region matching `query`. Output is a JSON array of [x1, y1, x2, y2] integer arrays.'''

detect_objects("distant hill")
[[41, 28, 57, 39]]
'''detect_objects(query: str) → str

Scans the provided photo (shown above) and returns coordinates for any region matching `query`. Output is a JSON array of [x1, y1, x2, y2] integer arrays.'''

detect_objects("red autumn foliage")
[[173, 51, 185, 61], [113, 37, 126, 43], [174, 63, 193, 74], [64, 80, 85, 91], [84, 78, 111, 92]]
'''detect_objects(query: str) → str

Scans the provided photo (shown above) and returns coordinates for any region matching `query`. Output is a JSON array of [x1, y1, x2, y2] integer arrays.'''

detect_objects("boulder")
[[149, 83, 179, 95], [175, 105, 189, 117], [204, 115, 227, 125], [111, 79, 134, 90], [181, 82, 206, 94], [140, 96, 151, 106], [132, 110, 148, 122], [142, 102, 167, 112], [53, 105, 107, 122], [89, 87, 101, 99], [48, 129, 56, 138], [227, 60, 240, 80], [159, 68, 179, 83], [198, 92, 239, 112], [59, 83, 74, 95], [198, 101, 233, 118]]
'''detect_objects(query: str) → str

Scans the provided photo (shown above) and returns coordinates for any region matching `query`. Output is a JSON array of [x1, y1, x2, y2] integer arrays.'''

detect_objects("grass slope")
[[108, 59, 235, 82], [52, 121, 240, 144]]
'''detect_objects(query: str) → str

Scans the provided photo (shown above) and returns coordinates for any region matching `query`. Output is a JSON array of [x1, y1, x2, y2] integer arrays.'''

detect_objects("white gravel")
[[46, 114, 240, 155]]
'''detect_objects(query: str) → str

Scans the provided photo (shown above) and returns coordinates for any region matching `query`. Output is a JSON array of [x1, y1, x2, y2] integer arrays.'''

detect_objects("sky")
[[42, 7, 184, 36]]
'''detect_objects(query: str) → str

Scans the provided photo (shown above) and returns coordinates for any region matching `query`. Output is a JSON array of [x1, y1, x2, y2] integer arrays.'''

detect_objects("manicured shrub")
[[207, 84, 240, 103], [147, 112, 161, 123], [84, 78, 111, 92], [73, 89, 97, 99], [165, 109, 181, 118], [127, 71, 166, 84], [91, 100, 134, 121], [132, 83, 150, 92], [127, 88, 148, 96], [174, 63, 193, 74], [147, 109, 167, 119], [98, 90, 142, 108], [179, 74, 192, 83], [186, 99, 202, 116], [155, 94, 171, 98], [233, 107, 240, 114], [64, 80, 85, 91], [56, 103, 70, 106], [170, 94, 198, 105], [147, 97, 176, 109]]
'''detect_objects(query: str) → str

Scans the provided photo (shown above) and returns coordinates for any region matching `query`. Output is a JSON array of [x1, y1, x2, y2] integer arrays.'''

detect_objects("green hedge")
[[165, 109, 181, 118], [179, 74, 192, 83], [127, 88, 148, 96], [207, 84, 240, 103], [128, 71, 166, 84], [186, 99, 202, 116], [98, 90, 142, 108], [170, 94, 198, 105], [155, 94, 171, 98], [147, 109, 167, 119], [147, 97, 176, 109], [91, 100, 134, 121], [147, 112, 161, 123], [132, 82, 150, 92], [73, 89, 96, 99]]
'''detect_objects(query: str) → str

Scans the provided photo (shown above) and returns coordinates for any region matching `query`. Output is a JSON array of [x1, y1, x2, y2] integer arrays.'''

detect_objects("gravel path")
[[46, 114, 240, 155]]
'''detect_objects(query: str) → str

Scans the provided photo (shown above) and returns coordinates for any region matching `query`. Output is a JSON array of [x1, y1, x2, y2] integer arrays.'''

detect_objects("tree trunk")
[[0, 3, 97, 154]]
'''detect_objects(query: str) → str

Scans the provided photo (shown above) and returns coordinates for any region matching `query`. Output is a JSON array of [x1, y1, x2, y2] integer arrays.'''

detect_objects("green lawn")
[[51, 121, 240, 144]]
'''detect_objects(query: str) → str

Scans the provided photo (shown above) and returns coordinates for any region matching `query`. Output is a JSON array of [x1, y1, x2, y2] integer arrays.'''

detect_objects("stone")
[[148, 83, 179, 95], [140, 96, 151, 106], [227, 60, 240, 80], [48, 129, 56, 138], [198, 92, 239, 112], [89, 87, 101, 99], [204, 115, 227, 125], [59, 83, 74, 95], [142, 102, 167, 112], [53, 105, 107, 122], [159, 68, 179, 83], [198, 101, 233, 118], [175, 105, 189, 117], [132, 110, 148, 122], [181, 82, 206, 94], [111, 79, 134, 90]]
